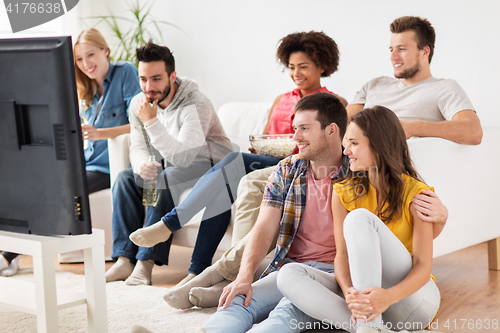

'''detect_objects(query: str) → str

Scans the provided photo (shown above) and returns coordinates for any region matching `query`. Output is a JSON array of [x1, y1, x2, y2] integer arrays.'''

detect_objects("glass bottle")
[[79, 99, 89, 149], [142, 155, 158, 207]]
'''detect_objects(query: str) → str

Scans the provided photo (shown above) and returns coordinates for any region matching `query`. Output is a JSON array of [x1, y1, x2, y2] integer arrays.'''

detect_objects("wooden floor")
[[19, 242, 500, 333], [430, 243, 500, 332], [19, 245, 222, 289]]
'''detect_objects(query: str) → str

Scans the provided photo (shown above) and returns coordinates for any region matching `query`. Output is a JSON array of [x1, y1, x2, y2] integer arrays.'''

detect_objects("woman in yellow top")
[[276, 106, 440, 333]]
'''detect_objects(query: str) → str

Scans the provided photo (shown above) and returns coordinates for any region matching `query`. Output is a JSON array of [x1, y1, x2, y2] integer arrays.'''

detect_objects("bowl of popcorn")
[[249, 134, 297, 159]]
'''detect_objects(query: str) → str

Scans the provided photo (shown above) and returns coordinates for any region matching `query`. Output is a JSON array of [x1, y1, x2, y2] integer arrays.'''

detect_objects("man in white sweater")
[[105, 41, 232, 285]]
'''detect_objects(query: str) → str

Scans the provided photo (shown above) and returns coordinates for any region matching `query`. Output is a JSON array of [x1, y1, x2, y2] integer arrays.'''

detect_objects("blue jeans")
[[111, 161, 215, 267], [200, 261, 335, 333], [158, 152, 280, 274]]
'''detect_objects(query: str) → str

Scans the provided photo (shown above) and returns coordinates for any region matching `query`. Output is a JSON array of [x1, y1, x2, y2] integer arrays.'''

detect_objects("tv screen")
[[0, 36, 92, 236]]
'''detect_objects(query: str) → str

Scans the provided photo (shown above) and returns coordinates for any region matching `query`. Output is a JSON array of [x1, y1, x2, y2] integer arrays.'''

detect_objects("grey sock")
[[125, 260, 154, 286], [105, 257, 134, 282], [189, 279, 230, 308], [163, 266, 224, 309], [130, 324, 154, 333], [175, 273, 197, 288]]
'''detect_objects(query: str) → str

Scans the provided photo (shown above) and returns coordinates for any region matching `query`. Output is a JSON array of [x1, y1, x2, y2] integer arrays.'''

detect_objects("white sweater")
[[128, 77, 232, 172]]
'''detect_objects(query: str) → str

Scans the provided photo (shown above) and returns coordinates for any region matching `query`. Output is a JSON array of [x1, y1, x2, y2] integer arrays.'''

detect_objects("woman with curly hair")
[[124, 31, 346, 286]]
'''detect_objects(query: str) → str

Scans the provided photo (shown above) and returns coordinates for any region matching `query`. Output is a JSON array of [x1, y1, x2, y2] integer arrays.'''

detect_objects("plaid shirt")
[[260, 153, 350, 277]]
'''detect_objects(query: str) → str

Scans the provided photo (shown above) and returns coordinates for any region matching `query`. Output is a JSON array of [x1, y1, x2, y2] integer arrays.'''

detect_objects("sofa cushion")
[[217, 102, 271, 152]]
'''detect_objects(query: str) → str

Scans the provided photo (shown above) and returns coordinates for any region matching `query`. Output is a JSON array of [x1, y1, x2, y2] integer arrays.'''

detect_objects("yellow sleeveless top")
[[334, 174, 439, 324], [333, 174, 433, 255]]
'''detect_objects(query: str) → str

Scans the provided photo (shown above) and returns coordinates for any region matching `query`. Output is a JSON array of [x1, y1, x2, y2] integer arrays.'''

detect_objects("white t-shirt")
[[351, 76, 475, 122]]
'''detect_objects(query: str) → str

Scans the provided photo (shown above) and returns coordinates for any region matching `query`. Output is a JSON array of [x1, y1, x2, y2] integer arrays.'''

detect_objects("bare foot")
[[129, 221, 172, 248]]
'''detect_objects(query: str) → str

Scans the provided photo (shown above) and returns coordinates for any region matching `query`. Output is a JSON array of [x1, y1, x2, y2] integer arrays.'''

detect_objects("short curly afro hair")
[[276, 31, 339, 77]]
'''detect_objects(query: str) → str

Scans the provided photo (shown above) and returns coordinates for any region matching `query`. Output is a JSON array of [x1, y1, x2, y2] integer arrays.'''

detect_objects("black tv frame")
[[0, 36, 92, 236]]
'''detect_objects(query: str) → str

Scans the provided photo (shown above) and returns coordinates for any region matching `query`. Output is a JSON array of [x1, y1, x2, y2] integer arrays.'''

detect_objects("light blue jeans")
[[160, 152, 279, 273], [277, 208, 440, 332], [199, 261, 335, 333]]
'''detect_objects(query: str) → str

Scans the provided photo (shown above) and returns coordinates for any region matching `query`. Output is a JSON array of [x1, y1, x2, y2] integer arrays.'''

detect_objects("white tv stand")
[[0, 228, 108, 333]]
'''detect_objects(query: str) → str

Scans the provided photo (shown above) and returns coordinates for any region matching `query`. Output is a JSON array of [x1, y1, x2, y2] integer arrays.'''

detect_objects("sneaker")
[[0, 255, 20, 277]]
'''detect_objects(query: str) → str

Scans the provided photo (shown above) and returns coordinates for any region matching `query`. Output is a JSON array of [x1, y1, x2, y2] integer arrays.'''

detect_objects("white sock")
[[130, 324, 154, 333], [129, 221, 172, 248], [125, 260, 154, 286], [189, 279, 230, 308], [105, 257, 134, 282], [0, 256, 20, 277], [0, 255, 8, 271], [163, 266, 224, 309]]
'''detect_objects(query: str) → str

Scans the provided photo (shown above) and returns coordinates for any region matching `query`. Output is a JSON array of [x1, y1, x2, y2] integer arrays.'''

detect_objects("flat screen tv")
[[0, 36, 92, 236]]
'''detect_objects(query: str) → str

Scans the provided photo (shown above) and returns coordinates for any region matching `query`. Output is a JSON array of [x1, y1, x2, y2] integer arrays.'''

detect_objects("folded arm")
[[348, 104, 482, 145], [400, 110, 482, 145], [147, 103, 210, 168]]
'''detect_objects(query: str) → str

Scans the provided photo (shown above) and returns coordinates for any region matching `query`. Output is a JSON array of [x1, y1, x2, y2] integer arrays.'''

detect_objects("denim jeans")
[[158, 152, 280, 273], [111, 161, 214, 266], [200, 261, 335, 333]]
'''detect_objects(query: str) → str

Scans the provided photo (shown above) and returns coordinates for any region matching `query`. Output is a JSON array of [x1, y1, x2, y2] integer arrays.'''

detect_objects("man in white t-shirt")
[[348, 16, 483, 145]]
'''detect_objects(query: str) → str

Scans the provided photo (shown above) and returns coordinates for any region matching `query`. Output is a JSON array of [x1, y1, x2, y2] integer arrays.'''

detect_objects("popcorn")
[[249, 134, 296, 158]]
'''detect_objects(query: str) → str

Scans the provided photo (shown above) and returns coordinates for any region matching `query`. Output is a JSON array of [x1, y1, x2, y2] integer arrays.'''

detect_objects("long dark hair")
[[346, 106, 423, 222]]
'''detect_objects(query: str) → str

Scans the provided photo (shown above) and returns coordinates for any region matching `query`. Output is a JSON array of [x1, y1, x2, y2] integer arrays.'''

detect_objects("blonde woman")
[[0, 30, 142, 277], [74, 28, 141, 193]]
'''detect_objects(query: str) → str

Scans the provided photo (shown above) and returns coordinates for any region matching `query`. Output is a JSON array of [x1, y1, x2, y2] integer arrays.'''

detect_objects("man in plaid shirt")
[[193, 92, 449, 333], [196, 93, 349, 332]]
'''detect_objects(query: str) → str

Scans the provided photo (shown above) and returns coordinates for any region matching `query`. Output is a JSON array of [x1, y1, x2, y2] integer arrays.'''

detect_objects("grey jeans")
[[277, 208, 440, 332]]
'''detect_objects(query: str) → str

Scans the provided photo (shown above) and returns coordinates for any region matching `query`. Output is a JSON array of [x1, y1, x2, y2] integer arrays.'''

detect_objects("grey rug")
[[0, 268, 214, 333], [0, 268, 442, 333]]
